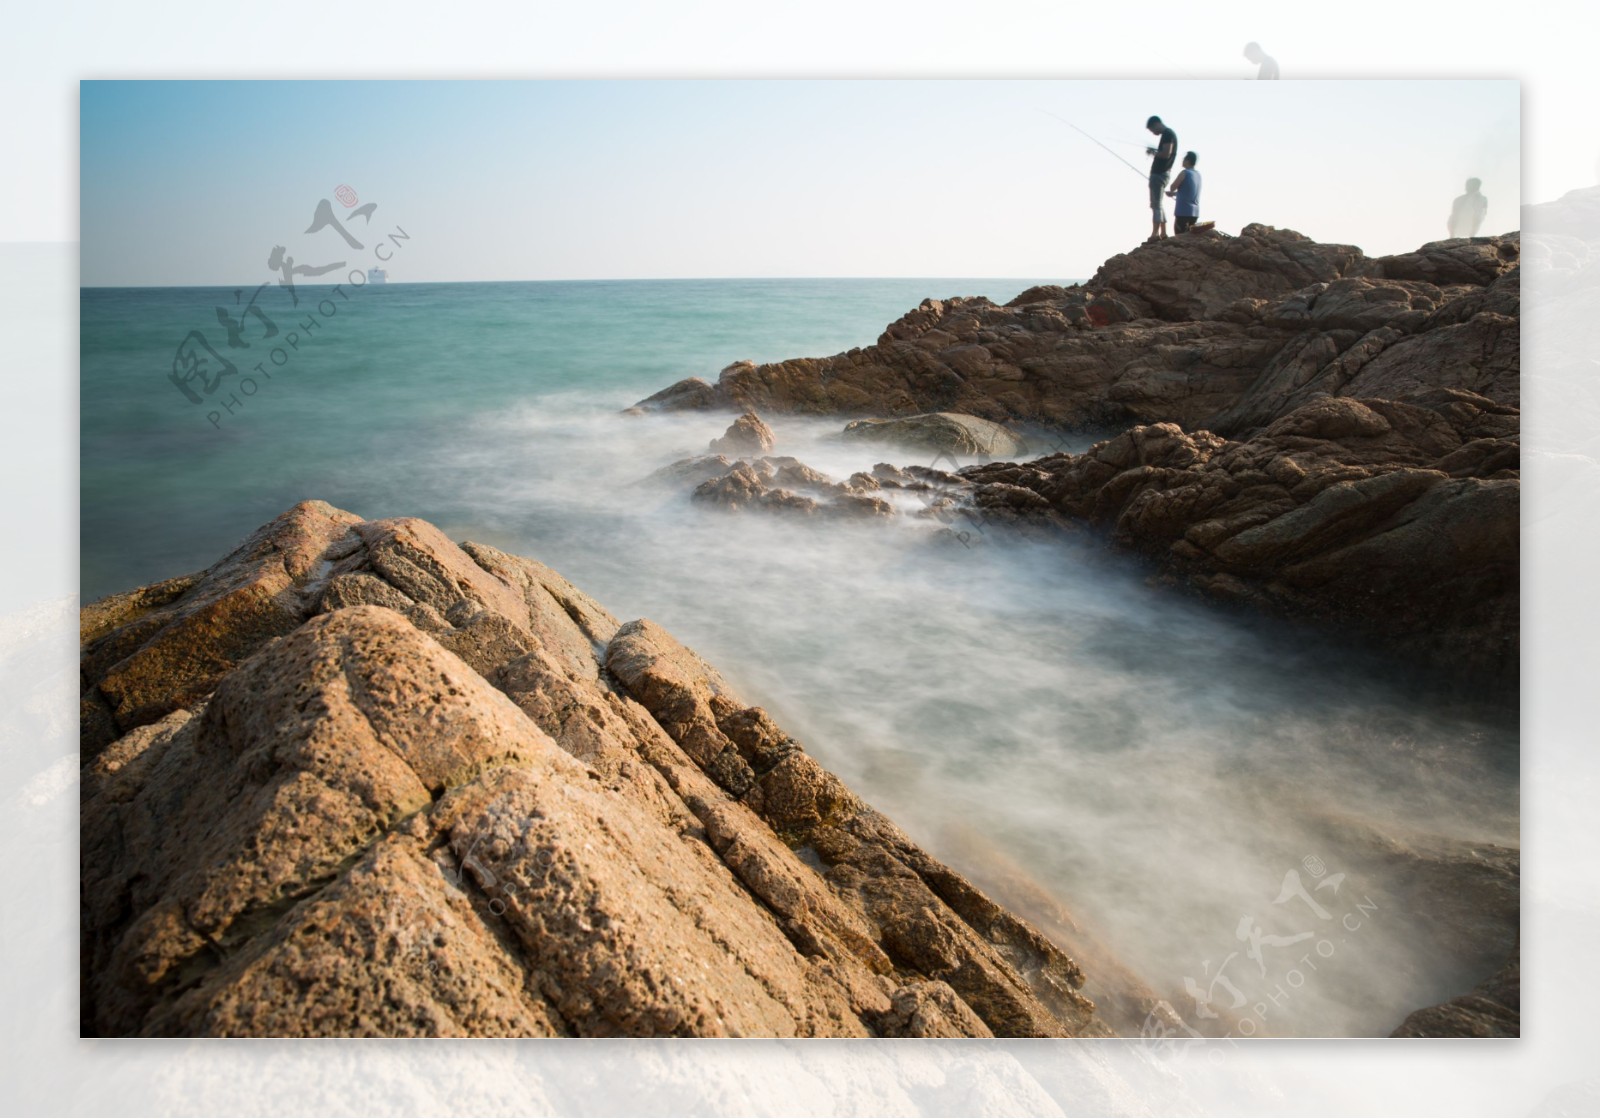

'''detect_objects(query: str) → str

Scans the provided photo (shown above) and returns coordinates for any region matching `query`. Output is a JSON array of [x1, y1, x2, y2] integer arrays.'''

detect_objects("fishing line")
[[1036, 108, 1150, 181]]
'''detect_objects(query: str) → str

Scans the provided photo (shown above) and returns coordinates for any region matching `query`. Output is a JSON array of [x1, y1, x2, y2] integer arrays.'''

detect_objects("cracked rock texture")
[[80, 502, 1104, 1038], [961, 389, 1518, 691]]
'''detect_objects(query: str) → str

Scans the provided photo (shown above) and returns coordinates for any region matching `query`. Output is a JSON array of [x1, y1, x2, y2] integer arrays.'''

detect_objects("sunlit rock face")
[[632, 226, 1518, 440], [79, 502, 1104, 1038]]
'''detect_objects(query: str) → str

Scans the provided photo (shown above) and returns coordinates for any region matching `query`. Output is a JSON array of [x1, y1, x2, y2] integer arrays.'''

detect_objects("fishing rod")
[[1035, 108, 1149, 181]]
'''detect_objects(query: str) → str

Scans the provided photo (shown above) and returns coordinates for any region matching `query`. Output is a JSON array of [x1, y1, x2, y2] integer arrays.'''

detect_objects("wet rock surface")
[[79, 501, 1104, 1038]]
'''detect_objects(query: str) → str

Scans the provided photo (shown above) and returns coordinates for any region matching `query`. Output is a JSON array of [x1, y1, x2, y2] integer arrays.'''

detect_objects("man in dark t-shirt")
[[1145, 115, 1178, 241]]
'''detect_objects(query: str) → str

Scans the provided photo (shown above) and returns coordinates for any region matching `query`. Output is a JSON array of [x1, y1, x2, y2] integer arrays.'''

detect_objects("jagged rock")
[[690, 465, 822, 517], [641, 454, 734, 488], [904, 464, 968, 487], [759, 489, 821, 516], [78, 501, 365, 758], [1210, 272, 1519, 435], [1375, 235, 1520, 286], [630, 227, 1519, 441], [80, 504, 1096, 1037], [961, 391, 1519, 692], [766, 456, 840, 493], [1086, 223, 1369, 322], [841, 412, 1028, 458], [1391, 952, 1519, 1037], [1005, 284, 1077, 307], [631, 374, 721, 412], [691, 463, 769, 511], [873, 981, 995, 1038], [709, 411, 776, 454], [683, 457, 898, 521], [870, 463, 919, 488], [824, 494, 895, 519]]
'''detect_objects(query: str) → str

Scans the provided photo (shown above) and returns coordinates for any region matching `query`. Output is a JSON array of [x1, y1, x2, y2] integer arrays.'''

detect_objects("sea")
[[80, 277, 1519, 1037]]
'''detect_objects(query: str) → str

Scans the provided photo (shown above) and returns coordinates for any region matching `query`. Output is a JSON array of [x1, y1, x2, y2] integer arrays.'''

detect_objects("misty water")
[[80, 279, 1518, 1038]]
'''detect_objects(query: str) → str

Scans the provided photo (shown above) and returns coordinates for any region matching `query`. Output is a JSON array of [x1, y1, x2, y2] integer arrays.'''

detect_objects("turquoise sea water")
[[81, 278, 1066, 599], [80, 277, 1518, 1037]]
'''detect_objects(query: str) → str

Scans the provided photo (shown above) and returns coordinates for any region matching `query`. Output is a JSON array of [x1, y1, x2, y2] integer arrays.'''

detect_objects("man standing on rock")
[[1145, 115, 1178, 242], [1168, 151, 1202, 233], [1448, 178, 1488, 238]]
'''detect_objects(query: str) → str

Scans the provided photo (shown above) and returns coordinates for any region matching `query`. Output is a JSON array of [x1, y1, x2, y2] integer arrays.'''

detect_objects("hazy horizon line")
[[79, 274, 1092, 290]]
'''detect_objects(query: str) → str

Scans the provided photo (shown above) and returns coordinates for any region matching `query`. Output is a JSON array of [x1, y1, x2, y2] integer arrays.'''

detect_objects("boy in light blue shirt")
[[1168, 151, 1202, 233]]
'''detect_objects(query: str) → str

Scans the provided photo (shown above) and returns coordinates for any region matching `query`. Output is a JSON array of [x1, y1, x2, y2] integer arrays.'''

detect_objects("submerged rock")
[[631, 374, 720, 412], [691, 462, 771, 511], [640, 453, 735, 488], [841, 412, 1028, 458], [709, 411, 776, 454], [79, 502, 1098, 1037], [825, 493, 895, 519], [679, 455, 899, 521]]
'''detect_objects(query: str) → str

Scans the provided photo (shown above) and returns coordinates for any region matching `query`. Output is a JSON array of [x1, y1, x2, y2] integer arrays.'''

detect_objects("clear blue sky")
[[80, 79, 1519, 285]]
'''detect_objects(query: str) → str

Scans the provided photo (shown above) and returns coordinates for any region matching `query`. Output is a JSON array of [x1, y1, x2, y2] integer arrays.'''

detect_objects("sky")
[[79, 78, 1518, 285]]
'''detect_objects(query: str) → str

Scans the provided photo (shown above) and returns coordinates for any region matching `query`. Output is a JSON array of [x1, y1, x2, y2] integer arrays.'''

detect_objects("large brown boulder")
[[80, 503, 1102, 1038], [840, 412, 1028, 458], [1085, 223, 1369, 322], [1374, 235, 1521, 286], [1208, 268, 1519, 434], [628, 227, 1519, 442]]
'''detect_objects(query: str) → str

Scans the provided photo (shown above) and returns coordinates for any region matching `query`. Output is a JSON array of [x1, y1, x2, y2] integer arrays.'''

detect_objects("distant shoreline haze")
[[78, 276, 1090, 290]]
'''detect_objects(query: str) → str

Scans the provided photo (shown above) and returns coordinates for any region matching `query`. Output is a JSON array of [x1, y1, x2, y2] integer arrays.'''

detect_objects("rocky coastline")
[[80, 504, 1104, 1037], [80, 225, 1520, 1038], [634, 225, 1521, 697]]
